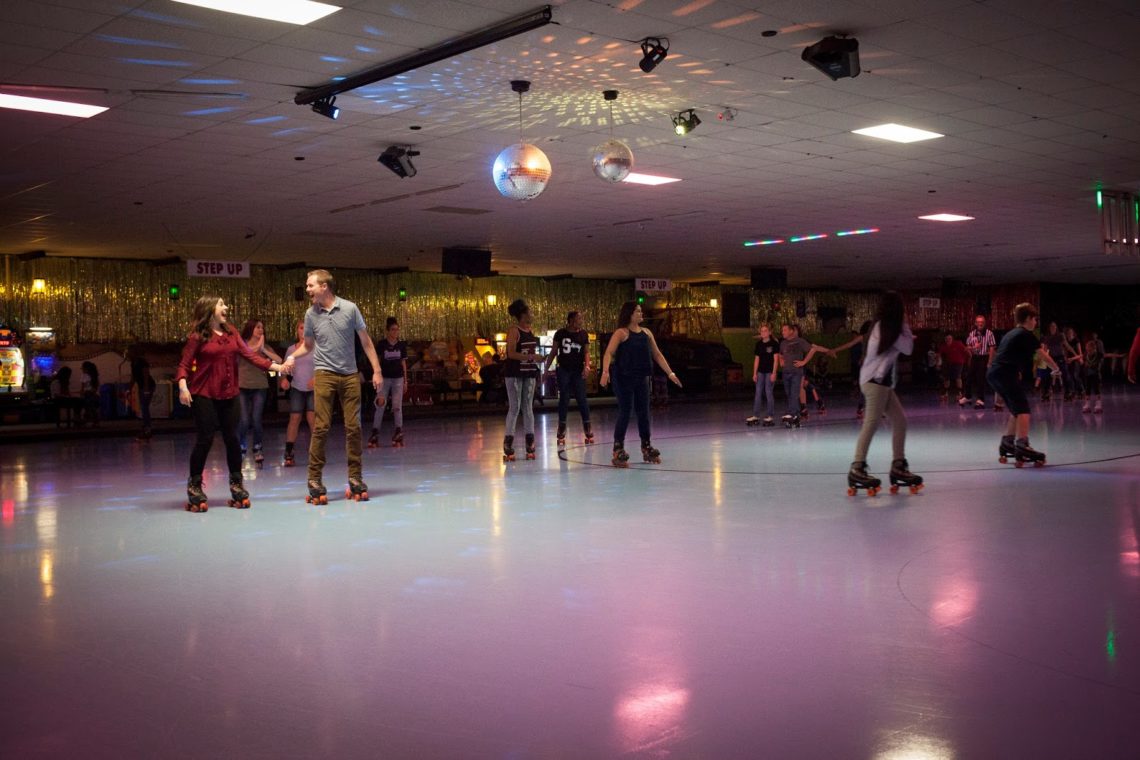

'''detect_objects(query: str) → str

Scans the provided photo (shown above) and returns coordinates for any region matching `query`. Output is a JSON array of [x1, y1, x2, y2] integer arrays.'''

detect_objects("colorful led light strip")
[[743, 227, 879, 247], [788, 234, 828, 243], [835, 228, 879, 236], [743, 239, 785, 247]]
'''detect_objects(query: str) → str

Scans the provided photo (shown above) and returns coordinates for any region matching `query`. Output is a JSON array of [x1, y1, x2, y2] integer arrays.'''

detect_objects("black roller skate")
[[392, 427, 404, 448], [612, 445, 630, 468], [799, 404, 810, 420], [782, 413, 801, 429], [1013, 438, 1046, 468], [816, 400, 826, 414], [846, 461, 881, 496], [186, 476, 208, 513], [306, 479, 328, 505], [346, 478, 369, 501], [762, 416, 775, 427], [525, 433, 536, 460], [283, 447, 296, 467], [367, 429, 380, 449], [998, 436, 1017, 464], [583, 421, 595, 445], [888, 458, 924, 494], [641, 441, 661, 464], [745, 416, 761, 426], [503, 435, 516, 462], [253, 445, 264, 468], [228, 473, 250, 508], [556, 422, 567, 452]]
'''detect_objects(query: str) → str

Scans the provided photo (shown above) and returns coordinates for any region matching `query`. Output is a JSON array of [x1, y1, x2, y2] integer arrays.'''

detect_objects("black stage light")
[[801, 35, 860, 80], [639, 37, 668, 73], [672, 108, 700, 136], [378, 146, 420, 178], [311, 95, 339, 120]]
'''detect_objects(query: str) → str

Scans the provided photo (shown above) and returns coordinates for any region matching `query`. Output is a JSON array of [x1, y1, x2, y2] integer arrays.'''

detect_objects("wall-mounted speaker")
[[751, 267, 787, 290], [442, 247, 492, 278]]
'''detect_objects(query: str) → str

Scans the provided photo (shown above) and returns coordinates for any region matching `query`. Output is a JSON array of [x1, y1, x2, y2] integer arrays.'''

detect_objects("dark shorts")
[[986, 369, 1030, 416], [289, 387, 314, 413], [941, 363, 964, 382]]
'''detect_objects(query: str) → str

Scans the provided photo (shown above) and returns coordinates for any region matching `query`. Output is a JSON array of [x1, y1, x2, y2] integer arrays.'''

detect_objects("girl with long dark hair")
[[176, 296, 284, 512], [848, 292, 922, 495], [600, 301, 681, 467]]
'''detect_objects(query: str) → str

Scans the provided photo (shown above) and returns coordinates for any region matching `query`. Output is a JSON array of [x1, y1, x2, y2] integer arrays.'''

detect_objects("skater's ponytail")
[[873, 291, 905, 356], [508, 299, 529, 321]]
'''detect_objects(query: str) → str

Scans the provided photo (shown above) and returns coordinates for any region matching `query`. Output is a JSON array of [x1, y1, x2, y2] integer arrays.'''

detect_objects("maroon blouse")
[[176, 330, 272, 400]]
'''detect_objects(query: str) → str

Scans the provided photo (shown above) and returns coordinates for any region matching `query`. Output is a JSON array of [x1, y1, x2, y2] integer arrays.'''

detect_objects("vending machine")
[[0, 325, 25, 394]]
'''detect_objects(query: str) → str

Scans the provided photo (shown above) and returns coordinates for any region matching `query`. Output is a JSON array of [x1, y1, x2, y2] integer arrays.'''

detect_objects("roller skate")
[[283, 447, 296, 467], [253, 445, 264, 468], [1094, 400, 1103, 414], [762, 416, 775, 427], [228, 473, 251, 508], [306, 479, 328, 505], [1082, 400, 1091, 413], [745, 416, 761, 426], [367, 429, 380, 449], [583, 422, 595, 445], [1063, 392, 1074, 402], [557, 422, 567, 452], [846, 461, 881, 496], [345, 478, 369, 501], [782, 413, 801, 429], [993, 400, 1004, 412], [1013, 439, 1046, 468], [392, 427, 404, 448], [502, 435, 516, 463], [888, 458, 923, 494], [641, 441, 661, 464], [612, 445, 630, 468], [974, 399, 985, 409], [957, 396, 968, 407], [525, 433, 536, 460], [799, 404, 809, 420], [816, 400, 826, 414], [186, 476, 208, 513], [998, 436, 1017, 464]]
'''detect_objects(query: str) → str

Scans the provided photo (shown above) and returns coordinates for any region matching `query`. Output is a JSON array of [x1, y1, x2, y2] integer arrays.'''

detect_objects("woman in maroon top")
[[176, 296, 283, 512]]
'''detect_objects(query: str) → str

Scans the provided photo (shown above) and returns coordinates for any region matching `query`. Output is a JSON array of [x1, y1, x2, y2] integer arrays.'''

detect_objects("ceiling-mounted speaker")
[[751, 267, 787, 290], [442, 247, 493, 278], [801, 36, 860, 81]]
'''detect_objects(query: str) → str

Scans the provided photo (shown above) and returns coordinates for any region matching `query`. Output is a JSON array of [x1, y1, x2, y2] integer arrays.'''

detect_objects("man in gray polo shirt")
[[283, 269, 381, 503]]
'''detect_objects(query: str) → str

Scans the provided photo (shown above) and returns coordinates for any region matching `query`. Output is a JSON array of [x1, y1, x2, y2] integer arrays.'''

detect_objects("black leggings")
[[612, 374, 651, 447], [190, 396, 242, 478]]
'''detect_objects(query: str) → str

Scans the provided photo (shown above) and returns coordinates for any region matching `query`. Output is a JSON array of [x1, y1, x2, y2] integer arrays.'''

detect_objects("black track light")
[[801, 35, 861, 80], [672, 108, 700, 136], [311, 95, 339, 120], [639, 37, 668, 73], [378, 145, 420, 178]]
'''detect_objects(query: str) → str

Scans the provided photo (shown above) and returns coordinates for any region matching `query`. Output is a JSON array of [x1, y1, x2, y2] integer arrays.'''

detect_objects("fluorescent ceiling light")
[[0, 93, 108, 118], [852, 123, 943, 143], [623, 173, 681, 186], [919, 213, 974, 222], [172, 0, 341, 25]]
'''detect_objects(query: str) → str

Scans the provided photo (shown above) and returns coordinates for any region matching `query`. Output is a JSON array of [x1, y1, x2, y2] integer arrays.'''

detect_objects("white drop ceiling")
[[2, 0, 1139, 287]]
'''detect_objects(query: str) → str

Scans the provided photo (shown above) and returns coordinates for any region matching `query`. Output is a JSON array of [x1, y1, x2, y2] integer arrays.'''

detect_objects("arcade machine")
[[0, 324, 25, 395], [25, 326, 58, 393]]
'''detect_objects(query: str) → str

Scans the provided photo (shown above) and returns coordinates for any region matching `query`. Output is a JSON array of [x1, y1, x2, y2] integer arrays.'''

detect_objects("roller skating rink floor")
[[3, 388, 1139, 758]]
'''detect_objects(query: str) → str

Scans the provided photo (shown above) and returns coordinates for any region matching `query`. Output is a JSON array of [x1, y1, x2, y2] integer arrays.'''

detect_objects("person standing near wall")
[[281, 269, 382, 504], [961, 314, 996, 409]]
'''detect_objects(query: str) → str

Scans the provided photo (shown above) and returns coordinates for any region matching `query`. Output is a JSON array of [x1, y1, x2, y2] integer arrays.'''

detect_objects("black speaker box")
[[442, 247, 492, 278], [751, 267, 787, 290], [721, 292, 751, 328], [941, 278, 969, 298]]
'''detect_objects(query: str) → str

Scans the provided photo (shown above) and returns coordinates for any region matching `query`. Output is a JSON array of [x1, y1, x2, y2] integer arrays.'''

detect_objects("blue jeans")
[[556, 366, 590, 425], [752, 373, 775, 418], [612, 374, 651, 447], [238, 387, 267, 450], [505, 376, 536, 437], [782, 369, 803, 416]]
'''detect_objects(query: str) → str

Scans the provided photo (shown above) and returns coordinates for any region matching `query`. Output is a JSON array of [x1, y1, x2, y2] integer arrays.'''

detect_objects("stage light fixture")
[[311, 95, 339, 120], [378, 145, 419, 178], [672, 109, 700, 136], [638, 37, 669, 73], [801, 35, 860, 81]]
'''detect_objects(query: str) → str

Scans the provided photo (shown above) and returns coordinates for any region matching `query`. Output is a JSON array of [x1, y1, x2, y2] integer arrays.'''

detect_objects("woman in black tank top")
[[600, 301, 682, 467], [502, 299, 541, 461]]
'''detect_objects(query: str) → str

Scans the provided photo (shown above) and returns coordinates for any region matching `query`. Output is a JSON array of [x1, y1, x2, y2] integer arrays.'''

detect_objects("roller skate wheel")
[[999, 456, 1008, 464], [1014, 460, 1025, 468], [869, 487, 880, 496], [890, 485, 900, 494], [847, 487, 856, 496], [910, 485, 923, 494], [1034, 459, 1045, 468]]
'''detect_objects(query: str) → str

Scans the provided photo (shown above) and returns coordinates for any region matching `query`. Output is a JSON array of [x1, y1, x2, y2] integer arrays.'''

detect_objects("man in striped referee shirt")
[[960, 314, 997, 409]]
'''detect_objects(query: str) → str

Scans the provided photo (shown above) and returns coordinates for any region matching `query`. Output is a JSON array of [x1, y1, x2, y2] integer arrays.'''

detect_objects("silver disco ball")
[[492, 142, 552, 201], [591, 138, 634, 183]]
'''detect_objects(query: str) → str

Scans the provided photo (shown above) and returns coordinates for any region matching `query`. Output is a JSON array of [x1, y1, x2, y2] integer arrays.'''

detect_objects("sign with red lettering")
[[635, 277, 672, 293], [187, 260, 250, 279]]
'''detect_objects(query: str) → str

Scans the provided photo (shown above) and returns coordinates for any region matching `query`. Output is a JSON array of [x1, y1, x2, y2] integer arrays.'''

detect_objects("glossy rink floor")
[[2, 390, 1139, 759]]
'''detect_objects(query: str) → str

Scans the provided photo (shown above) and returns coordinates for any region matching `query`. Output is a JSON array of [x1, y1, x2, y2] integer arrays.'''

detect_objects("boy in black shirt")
[[746, 324, 779, 426], [369, 317, 409, 448], [986, 303, 1060, 466], [545, 310, 593, 449]]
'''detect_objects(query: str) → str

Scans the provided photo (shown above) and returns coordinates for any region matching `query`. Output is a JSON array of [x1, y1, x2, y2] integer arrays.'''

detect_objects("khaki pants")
[[855, 381, 907, 464], [309, 370, 363, 483]]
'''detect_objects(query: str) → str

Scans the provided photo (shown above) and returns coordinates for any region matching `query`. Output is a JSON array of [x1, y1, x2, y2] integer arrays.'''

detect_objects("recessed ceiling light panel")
[[0, 94, 108, 118], [852, 123, 943, 143], [172, 0, 341, 25], [623, 173, 681, 186], [919, 213, 974, 222]]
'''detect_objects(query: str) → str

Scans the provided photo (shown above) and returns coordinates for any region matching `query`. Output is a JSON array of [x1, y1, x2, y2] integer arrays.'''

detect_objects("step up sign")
[[188, 260, 250, 278]]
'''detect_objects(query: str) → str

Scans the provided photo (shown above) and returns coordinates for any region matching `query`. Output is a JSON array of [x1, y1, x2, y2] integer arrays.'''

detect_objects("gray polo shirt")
[[304, 296, 366, 375], [779, 336, 811, 372]]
